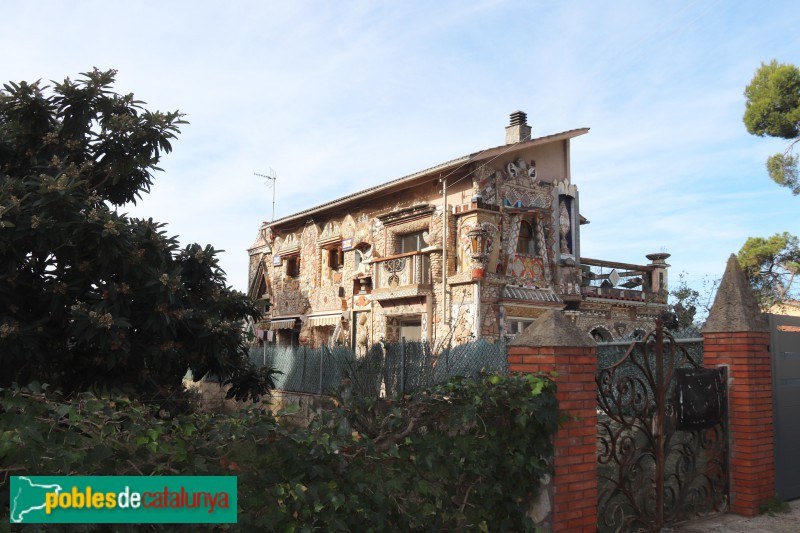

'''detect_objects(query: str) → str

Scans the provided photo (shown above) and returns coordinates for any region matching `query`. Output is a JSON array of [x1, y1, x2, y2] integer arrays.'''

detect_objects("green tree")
[[743, 60, 800, 195], [665, 272, 719, 331], [737, 232, 800, 308], [0, 69, 273, 402]]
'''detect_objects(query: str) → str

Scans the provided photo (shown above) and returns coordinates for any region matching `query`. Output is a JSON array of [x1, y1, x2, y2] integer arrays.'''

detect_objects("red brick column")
[[703, 331, 775, 516], [508, 344, 597, 532], [701, 254, 775, 517]]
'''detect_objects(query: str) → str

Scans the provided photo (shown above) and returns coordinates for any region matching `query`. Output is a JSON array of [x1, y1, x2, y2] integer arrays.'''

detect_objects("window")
[[506, 318, 534, 337], [516, 220, 537, 255], [400, 319, 422, 341], [285, 257, 300, 277], [328, 246, 344, 270], [399, 232, 426, 254]]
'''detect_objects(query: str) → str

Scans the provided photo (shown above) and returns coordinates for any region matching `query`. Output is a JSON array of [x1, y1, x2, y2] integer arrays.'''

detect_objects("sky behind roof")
[[4, 1, 799, 303]]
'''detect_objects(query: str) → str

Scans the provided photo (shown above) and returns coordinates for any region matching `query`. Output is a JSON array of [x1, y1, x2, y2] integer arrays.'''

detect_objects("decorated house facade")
[[247, 112, 670, 350]]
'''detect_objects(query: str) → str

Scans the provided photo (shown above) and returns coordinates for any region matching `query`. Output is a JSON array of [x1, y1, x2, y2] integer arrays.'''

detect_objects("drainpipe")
[[475, 279, 481, 339], [441, 177, 448, 334]]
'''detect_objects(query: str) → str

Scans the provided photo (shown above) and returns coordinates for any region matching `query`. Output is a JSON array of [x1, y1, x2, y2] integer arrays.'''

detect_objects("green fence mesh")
[[249, 339, 508, 398]]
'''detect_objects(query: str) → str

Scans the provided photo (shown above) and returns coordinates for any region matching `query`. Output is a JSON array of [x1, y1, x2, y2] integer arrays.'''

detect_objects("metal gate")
[[768, 313, 800, 501], [596, 322, 728, 532]]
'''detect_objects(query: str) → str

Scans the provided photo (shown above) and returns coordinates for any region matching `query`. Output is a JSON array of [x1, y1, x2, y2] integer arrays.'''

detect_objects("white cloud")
[[3, 0, 800, 296]]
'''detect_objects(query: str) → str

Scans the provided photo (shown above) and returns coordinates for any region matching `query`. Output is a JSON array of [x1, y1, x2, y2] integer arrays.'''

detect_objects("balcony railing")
[[372, 252, 431, 291], [579, 257, 666, 304]]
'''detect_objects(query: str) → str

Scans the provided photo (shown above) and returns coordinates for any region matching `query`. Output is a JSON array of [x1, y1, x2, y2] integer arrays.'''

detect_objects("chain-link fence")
[[595, 329, 703, 370], [248, 339, 508, 398]]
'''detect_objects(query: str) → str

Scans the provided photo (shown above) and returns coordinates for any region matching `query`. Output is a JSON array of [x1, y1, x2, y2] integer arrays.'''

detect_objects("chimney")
[[505, 110, 531, 144]]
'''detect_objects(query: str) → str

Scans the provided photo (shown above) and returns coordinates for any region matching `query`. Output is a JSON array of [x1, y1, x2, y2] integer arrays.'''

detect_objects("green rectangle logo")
[[10, 476, 237, 524]]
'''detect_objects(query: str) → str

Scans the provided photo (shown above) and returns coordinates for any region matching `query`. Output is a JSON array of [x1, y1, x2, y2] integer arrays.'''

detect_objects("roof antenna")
[[254, 168, 277, 222]]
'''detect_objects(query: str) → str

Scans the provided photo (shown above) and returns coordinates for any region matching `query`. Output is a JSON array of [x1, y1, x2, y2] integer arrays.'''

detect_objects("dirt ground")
[[666, 498, 800, 533]]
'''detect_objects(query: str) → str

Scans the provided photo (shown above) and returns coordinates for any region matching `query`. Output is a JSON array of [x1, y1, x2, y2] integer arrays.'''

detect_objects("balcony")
[[579, 257, 667, 304], [371, 252, 432, 300]]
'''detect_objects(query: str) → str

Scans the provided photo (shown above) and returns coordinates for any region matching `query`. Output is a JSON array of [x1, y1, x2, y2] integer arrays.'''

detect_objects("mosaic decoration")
[[559, 200, 572, 255], [379, 298, 426, 314], [277, 233, 300, 255], [354, 245, 373, 276], [502, 189, 551, 209], [382, 257, 408, 288], [355, 213, 373, 245], [379, 297, 428, 342], [474, 166, 498, 205], [458, 221, 497, 269], [248, 254, 262, 287], [501, 158, 552, 209], [310, 286, 342, 311], [554, 179, 578, 258], [452, 304, 475, 344], [353, 310, 370, 353], [449, 285, 475, 341], [300, 224, 320, 299], [557, 263, 581, 295], [505, 215, 521, 256], [422, 214, 442, 247], [341, 214, 356, 241], [318, 221, 341, 244], [274, 278, 307, 315], [481, 302, 500, 337], [506, 254, 546, 284], [498, 215, 552, 284], [555, 179, 578, 198], [506, 159, 537, 183], [354, 294, 371, 308], [535, 217, 552, 284]]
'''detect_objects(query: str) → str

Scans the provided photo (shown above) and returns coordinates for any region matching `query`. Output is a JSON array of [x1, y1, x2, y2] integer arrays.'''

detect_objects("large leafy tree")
[[0, 69, 272, 402], [737, 232, 800, 308], [743, 60, 800, 195]]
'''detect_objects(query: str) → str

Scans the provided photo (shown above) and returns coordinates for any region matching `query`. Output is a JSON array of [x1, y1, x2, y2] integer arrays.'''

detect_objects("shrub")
[[1, 373, 559, 532]]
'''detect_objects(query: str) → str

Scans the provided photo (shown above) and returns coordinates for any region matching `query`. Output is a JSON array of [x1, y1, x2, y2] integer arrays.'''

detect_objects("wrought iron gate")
[[596, 322, 728, 532]]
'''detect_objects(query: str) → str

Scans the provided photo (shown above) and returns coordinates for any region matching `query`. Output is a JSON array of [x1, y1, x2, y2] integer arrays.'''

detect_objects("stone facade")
[[248, 112, 669, 349]]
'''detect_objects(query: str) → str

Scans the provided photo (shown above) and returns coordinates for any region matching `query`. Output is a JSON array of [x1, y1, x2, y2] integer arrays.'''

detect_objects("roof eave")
[[267, 154, 471, 229]]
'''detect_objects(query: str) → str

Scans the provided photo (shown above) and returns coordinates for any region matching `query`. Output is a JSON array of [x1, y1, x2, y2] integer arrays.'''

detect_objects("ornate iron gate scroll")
[[596, 322, 728, 532]]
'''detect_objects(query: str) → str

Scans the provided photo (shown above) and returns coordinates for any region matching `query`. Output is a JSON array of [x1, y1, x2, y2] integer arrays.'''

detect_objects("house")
[[247, 111, 669, 350], [769, 299, 800, 317]]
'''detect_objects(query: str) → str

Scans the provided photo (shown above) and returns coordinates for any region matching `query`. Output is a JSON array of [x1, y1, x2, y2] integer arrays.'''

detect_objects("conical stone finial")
[[702, 254, 769, 333], [511, 309, 596, 347]]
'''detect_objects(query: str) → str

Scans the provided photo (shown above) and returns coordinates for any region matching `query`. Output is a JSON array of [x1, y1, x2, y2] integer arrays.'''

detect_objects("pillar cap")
[[702, 254, 769, 333], [511, 309, 596, 347]]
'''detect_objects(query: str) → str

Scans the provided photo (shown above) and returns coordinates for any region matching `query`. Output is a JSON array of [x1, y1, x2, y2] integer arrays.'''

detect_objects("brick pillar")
[[510, 309, 597, 533], [701, 254, 774, 517]]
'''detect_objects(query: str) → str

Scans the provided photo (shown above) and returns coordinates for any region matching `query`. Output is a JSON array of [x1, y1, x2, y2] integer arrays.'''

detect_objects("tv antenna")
[[254, 168, 277, 222]]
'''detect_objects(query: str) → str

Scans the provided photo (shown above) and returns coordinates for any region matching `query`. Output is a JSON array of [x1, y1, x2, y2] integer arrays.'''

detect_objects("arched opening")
[[590, 326, 613, 342], [516, 220, 536, 255]]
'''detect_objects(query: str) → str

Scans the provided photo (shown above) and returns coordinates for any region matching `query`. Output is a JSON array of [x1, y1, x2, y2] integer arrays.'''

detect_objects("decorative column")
[[701, 254, 775, 517], [509, 310, 597, 533]]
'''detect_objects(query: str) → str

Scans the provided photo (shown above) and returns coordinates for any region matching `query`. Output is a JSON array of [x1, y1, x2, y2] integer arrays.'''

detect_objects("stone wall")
[[183, 378, 327, 427]]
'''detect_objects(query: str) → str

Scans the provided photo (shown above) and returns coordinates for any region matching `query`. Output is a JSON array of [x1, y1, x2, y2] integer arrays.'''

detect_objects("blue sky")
[[4, 1, 799, 301]]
